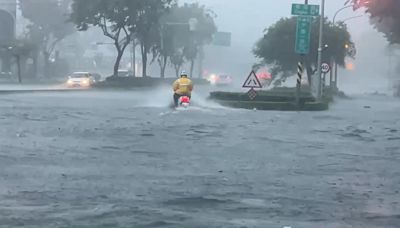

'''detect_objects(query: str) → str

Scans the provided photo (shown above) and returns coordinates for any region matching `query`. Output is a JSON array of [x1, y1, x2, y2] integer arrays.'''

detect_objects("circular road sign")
[[321, 63, 330, 73]]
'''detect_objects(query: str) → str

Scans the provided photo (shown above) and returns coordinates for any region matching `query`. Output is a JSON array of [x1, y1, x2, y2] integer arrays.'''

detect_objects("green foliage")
[[71, 0, 143, 76], [348, 0, 400, 44], [70, 0, 216, 77], [135, 0, 173, 77], [253, 17, 355, 80]]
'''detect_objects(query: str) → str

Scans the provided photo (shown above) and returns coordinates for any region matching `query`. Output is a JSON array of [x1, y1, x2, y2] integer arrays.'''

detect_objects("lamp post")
[[316, 0, 325, 100], [330, 4, 361, 91], [331, 4, 363, 91]]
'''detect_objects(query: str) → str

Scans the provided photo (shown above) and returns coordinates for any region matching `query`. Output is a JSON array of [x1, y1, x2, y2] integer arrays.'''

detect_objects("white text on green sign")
[[291, 4, 320, 16], [295, 16, 312, 54]]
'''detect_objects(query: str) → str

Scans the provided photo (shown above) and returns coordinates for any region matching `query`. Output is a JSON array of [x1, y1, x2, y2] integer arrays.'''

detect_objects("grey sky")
[[184, 0, 372, 46]]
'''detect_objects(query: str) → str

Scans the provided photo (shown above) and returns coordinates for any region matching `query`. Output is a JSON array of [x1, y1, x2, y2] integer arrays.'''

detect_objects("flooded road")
[[0, 88, 399, 228]]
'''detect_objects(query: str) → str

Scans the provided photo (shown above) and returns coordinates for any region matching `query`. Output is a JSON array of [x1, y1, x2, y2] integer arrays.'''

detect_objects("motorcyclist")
[[173, 71, 193, 107]]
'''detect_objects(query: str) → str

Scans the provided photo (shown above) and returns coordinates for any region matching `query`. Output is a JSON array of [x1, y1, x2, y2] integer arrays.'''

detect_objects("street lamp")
[[342, 15, 363, 23], [331, 1, 368, 92], [333, 5, 354, 24]]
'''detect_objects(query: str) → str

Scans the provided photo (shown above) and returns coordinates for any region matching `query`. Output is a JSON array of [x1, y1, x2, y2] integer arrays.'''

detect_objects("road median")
[[209, 87, 331, 111]]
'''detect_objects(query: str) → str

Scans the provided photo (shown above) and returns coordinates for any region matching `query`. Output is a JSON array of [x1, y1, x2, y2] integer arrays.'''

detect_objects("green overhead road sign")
[[295, 16, 312, 54], [291, 4, 320, 16], [213, 32, 231, 47]]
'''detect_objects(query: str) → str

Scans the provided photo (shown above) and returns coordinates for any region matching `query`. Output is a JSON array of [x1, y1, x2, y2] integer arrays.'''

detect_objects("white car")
[[66, 72, 95, 88], [207, 73, 233, 86], [117, 70, 133, 77]]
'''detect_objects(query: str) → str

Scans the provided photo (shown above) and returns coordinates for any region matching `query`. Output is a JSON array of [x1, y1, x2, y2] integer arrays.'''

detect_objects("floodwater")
[[0, 88, 399, 228]]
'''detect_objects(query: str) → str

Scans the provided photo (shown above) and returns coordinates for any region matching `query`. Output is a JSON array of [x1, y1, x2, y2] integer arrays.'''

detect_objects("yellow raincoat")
[[173, 77, 193, 96]]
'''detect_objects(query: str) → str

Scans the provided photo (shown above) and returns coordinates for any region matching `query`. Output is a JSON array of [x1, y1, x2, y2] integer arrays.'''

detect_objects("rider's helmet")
[[180, 71, 188, 78]]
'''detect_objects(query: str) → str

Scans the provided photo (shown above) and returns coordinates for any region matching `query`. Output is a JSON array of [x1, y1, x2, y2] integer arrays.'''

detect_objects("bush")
[[209, 90, 315, 103]]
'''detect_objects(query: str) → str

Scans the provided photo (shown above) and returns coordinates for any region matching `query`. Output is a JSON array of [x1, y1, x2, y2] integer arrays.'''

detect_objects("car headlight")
[[67, 79, 73, 84], [82, 79, 89, 84], [209, 74, 217, 84]]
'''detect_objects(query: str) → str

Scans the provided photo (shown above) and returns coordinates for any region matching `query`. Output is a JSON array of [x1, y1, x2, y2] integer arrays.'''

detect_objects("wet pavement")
[[0, 88, 399, 228]]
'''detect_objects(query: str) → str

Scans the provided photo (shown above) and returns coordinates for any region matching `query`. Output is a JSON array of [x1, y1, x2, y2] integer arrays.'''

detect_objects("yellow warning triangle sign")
[[243, 71, 263, 88]]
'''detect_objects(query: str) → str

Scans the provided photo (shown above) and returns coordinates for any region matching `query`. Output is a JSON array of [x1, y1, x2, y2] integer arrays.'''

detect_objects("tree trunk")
[[43, 52, 50, 78], [32, 56, 38, 79], [114, 49, 124, 77], [189, 59, 195, 78], [160, 56, 167, 78], [174, 64, 180, 78], [141, 43, 148, 77]]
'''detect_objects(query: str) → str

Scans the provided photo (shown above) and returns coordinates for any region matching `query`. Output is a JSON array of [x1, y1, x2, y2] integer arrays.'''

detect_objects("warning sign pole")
[[296, 61, 304, 106]]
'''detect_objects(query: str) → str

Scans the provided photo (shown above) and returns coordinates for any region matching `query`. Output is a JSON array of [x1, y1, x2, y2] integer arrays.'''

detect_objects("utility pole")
[[198, 46, 204, 79], [316, 0, 325, 100]]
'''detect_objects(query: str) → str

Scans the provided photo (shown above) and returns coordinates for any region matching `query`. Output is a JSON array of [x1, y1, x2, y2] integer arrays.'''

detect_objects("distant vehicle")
[[207, 73, 233, 86], [256, 71, 272, 87], [0, 71, 12, 79], [66, 72, 95, 88], [117, 69, 133, 77], [106, 70, 134, 81]]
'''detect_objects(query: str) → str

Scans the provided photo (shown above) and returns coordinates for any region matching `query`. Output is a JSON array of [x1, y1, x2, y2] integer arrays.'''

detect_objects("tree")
[[136, 0, 173, 77], [70, 0, 140, 76], [348, 0, 400, 44], [20, 0, 75, 78], [153, 3, 217, 78], [170, 48, 185, 77], [182, 3, 216, 77], [253, 17, 355, 85]]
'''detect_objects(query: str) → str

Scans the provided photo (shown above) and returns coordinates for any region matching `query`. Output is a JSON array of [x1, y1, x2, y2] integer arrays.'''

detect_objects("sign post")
[[243, 70, 263, 100], [321, 63, 330, 95], [292, 1, 320, 107]]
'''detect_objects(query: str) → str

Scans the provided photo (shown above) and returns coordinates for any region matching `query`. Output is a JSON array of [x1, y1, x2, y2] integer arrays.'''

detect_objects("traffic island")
[[209, 88, 330, 111]]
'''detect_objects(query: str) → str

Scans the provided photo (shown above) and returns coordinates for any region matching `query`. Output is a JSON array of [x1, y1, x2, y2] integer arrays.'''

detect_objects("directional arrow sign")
[[243, 71, 262, 88]]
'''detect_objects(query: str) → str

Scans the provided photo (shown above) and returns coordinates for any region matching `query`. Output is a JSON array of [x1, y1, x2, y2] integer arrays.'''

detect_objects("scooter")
[[178, 96, 191, 108]]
